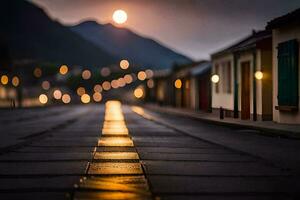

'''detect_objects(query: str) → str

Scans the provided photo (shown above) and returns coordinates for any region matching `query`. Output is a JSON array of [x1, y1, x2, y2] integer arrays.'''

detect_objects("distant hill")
[[70, 21, 192, 69], [0, 0, 117, 68]]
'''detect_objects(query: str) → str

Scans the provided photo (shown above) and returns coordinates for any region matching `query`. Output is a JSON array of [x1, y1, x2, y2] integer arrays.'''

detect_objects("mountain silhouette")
[[0, 0, 117, 68], [70, 21, 192, 69]]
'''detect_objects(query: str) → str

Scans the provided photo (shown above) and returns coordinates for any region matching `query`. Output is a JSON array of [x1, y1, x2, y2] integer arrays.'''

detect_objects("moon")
[[112, 9, 127, 24]]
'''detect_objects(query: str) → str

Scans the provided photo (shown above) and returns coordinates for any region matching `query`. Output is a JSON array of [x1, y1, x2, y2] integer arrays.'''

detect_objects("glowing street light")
[[81, 94, 91, 104], [62, 94, 71, 104], [134, 88, 144, 99], [137, 71, 147, 81], [12, 76, 20, 87], [53, 89, 62, 100], [255, 71, 263, 80], [211, 74, 220, 83], [59, 65, 68, 75], [174, 79, 182, 89]]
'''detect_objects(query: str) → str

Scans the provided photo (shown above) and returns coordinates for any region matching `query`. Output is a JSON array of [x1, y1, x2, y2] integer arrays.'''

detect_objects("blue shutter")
[[277, 39, 299, 107]]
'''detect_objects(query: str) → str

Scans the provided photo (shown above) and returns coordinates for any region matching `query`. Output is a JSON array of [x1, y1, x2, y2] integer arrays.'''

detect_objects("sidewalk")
[[144, 104, 300, 139]]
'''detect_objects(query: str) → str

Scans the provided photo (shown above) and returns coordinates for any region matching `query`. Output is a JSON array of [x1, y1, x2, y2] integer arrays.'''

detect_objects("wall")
[[211, 54, 234, 110], [272, 25, 300, 124]]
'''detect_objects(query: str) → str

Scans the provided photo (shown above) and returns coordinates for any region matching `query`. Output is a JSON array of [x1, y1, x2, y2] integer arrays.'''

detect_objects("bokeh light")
[[93, 92, 102, 102], [101, 67, 111, 77], [82, 70, 92, 80], [211, 74, 220, 83], [62, 94, 71, 104], [12, 76, 20, 87], [147, 79, 154, 88], [134, 88, 144, 98], [1, 75, 9, 85], [174, 79, 182, 89], [102, 81, 111, 91], [59, 65, 68, 75], [94, 84, 103, 92], [81, 94, 90, 104], [39, 94, 48, 104], [137, 71, 147, 81], [42, 81, 50, 90], [33, 67, 42, 78], [53, 89, 62, 99], [77, 87, 85, 96], [124, 74, 133, 84], [255, 71, 263, 80], [145, 69, 154, 79], [120, 59, 130, 70], [111, 80, 119, 89]]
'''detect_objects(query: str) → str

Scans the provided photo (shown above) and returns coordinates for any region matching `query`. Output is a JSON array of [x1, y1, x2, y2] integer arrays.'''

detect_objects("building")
[[267, 8, 300, 124], [190, 61, 212, 111], [211, 30, 273, 120]]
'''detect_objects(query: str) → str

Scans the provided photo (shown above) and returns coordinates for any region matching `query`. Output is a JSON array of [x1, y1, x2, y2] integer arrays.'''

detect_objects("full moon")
[[112, 9, 127, 24]]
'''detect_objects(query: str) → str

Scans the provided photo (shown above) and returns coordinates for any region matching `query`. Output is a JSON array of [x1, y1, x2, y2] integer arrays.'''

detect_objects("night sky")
[[30, 0, 300, 60]]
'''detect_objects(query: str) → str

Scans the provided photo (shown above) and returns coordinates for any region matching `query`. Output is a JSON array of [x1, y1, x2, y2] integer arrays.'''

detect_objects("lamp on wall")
[[255, 71, 263, 80], [211, 74, 220, 83]]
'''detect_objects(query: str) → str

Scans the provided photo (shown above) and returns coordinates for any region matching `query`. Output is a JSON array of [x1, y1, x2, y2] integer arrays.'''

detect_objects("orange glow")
[[94, 84, 103, 92], [101, 67, 111, 77], [120, 59, 129, 69], [124, 74, 133, 84], [113, 10, 128, 24], [117, 78, 126, 87], [134, 88, 144, 98], [81, 94, 91, 104], [62, 94, 71, 104], [82, 70, 92, 80], [147, 79, 154, 88], [12, 76, 20, 87], [93, 92, 102, 102], [77, 87, 86, 96], [137, 71, 147, 81], [59, 65, 68, 75], [33, 67, 42, 78], [53, 89, 62, 99], [39, 94, 48, 104], [42, 81, 50, 90], [1, 75, 9, 85], [111, 80, 119, 89], [102, 81, 111, 91], [174, 79, 182, 89]]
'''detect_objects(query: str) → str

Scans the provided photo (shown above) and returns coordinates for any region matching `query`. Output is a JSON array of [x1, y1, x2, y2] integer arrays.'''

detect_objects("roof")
[[191, 61, 211, 76], [267, 8, 300, 29], [211, 30, 271, 58], [153, 68, 171, 78], [173, 60, 208, 78]]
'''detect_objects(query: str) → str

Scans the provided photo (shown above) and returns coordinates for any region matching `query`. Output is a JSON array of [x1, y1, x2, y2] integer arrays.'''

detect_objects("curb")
[[144, 105, 300, 140]]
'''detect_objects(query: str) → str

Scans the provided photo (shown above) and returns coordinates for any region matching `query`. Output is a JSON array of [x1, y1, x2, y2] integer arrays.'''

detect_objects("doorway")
[[241, 62, 251, 120]]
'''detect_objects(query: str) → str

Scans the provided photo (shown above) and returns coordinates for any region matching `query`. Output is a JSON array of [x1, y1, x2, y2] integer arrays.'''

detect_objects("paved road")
[[0, 103, 299, 200]]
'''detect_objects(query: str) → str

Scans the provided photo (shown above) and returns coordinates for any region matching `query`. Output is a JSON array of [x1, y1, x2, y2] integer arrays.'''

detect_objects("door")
[[198, 76, 209, 111], [241, 62, 251, 120]]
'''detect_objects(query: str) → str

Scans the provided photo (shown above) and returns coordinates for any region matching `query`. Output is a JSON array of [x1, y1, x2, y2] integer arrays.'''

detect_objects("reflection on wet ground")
[[73, 101, 152, 199]]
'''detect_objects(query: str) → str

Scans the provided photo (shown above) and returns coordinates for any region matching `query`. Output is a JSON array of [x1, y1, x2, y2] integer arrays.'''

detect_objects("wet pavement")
[[0, 102, 299, 199]]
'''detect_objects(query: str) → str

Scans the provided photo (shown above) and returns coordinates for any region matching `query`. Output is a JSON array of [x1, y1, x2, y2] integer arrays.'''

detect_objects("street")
[[0, 102, 300, 200]]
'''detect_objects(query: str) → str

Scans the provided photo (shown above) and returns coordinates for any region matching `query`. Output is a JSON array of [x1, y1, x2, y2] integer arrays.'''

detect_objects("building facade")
[[267, 9, 300, 124]]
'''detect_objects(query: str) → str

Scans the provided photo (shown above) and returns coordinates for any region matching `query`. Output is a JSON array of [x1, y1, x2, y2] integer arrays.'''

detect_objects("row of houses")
[[145, 8, 300, 124]]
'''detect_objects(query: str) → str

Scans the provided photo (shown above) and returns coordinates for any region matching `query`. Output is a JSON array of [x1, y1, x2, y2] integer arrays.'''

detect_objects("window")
[[222, 61, 232, 93], [277, 39, 299, 107]]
